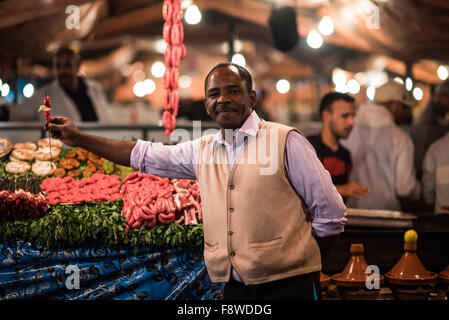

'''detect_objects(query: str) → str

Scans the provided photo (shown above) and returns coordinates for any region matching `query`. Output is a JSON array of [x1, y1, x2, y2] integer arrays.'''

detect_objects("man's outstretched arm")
[[46, 116, 136, 167]]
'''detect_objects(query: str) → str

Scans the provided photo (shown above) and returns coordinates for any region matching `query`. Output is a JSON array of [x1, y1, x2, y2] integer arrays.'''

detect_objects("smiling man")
[[46, 62, 347, 300]]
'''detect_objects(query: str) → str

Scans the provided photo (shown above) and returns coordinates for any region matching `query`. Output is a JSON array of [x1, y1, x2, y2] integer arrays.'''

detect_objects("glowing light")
[[23, 83, 34, 98], [276, 79, 290, 94], [393, 77, 404, 85], [405, 77, 413, 91], [366, 86, 375, 100], [234, 40, 243, 52], [231, 53, 246, 67], [143, 79, 156, 95], [306, 30, 323, 49], [184, 4, 201, 25], [1, 83, 10, 97], [333, 70, 347, 86], [154, 39, 167, 54], [335, 83, 348, 93], [437, 65, 448, 81], [413, 87, 423, 101], [133, 81, 146, 97], [318, 16, 334, 36], [179, 75, 192, 88], [347, 79, 360, 94], [151, 61, 166, 78]]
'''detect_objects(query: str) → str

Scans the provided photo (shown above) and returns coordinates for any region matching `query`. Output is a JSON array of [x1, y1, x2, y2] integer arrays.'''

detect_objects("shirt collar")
[[214, 110, 261, 146]]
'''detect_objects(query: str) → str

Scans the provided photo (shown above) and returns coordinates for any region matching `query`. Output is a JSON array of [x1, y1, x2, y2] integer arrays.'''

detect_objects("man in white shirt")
[[341, 80, 421, 210], [422, 132, 449, 213], [0, 47, 110, 123]]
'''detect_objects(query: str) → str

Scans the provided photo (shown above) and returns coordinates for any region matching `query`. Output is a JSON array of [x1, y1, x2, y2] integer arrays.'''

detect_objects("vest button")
[[229, 207, 234, 213], [228, 231, 233, 236], [230, 252, 236, 257], [229, 184, 235, 190]]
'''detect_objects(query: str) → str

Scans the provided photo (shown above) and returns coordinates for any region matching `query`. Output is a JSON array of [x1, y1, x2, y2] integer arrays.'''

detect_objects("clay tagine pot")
[[319, 272, 332, 298], [385, 229, 438, 300], [320, 272, 331, 289], [438, 265, 449, 299], [331, 243, 384, 300]]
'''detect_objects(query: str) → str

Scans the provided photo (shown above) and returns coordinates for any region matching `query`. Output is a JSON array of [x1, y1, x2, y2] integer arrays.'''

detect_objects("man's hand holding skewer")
[[44, 116, 81, 147]]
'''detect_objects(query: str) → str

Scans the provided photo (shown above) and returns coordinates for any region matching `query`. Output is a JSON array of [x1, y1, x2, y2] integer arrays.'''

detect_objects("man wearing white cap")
[[341, 80, 421, 210]]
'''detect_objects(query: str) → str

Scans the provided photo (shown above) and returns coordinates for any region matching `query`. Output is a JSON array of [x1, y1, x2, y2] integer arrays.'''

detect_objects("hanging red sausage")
[[162, 0, 186, 136]]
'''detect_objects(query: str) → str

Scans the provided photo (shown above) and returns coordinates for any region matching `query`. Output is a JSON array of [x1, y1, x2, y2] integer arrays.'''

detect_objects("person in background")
[[411, 80, 449, 179], [341, 80, 421, 211], [308, 92, 370, 202], [46, 62, 347, 300], [422, 131, 449, 213], [0, 46, 110, 122]]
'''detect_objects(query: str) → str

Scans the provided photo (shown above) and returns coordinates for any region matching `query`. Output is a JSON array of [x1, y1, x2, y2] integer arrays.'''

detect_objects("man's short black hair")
[[319, 92, 355, 115], [204, 62, 253, 94]]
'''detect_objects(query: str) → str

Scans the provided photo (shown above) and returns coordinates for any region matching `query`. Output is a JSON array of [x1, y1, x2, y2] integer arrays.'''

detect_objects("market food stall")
[[0, 135, 224, 300]]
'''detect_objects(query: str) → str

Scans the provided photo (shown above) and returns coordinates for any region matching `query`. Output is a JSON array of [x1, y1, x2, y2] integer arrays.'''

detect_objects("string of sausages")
[[120, 172, 202, 233], [162, 0, 186, 136]]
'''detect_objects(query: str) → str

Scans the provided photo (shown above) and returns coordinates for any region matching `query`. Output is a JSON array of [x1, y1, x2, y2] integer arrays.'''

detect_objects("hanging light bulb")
[[347, 79, 360, 94], [1, 83, 10, 97], [318, 16, 334, 36], [179, 75, 192, 88], [276, 79, 291, 94], [151, 61, 166, 78], [143, 79, 156, 95], [405, 77, 413, 91], [133, 81, 146, 97], [306, 30, 323, 49], [184, 4, 201, 25], [23, 83, 35, 98], [231, 53, 246, 67], [413, 87, 423, 101], [437, 65, 448, 81], [366, 86, 375, 100]]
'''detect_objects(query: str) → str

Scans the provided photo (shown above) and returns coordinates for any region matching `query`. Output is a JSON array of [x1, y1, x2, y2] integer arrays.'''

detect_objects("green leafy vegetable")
[[0, 199, 204, 250]]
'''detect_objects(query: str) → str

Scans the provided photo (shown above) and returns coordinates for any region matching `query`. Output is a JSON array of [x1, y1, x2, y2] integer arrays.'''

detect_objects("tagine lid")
[[331, 243, 384, 287], [385, 229, 438, 286], [439, 265, 449, 284], [320, 272, 331, 288]]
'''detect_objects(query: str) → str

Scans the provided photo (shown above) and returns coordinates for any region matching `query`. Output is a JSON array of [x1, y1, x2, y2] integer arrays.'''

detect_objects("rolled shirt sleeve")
[[130, 139, 198, 180], [284, 131, 348, 238]]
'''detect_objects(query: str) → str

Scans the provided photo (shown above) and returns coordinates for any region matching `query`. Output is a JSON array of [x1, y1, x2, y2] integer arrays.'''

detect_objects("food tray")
[[346, 208, 417, 229]]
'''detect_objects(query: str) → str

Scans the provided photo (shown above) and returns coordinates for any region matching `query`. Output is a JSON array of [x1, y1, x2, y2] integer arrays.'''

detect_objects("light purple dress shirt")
[[130, 111, 347, 238]]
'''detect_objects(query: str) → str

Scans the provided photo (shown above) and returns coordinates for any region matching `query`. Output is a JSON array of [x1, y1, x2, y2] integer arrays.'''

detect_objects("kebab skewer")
[[38, 94, 53, 160]]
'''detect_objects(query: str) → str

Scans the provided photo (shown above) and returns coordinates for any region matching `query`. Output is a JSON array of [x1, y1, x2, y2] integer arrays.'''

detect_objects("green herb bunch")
[[0, 200, 204, 253]]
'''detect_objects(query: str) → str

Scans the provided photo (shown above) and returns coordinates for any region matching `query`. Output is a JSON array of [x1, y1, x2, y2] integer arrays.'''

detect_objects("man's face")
[[55, 53, 78, 88], [323, 99, 356, 139], [390, 101, 412, 125], [204, 66, 256, 129]]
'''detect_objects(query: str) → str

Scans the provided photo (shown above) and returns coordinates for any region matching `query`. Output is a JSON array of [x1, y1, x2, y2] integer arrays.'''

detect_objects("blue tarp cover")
[[0, 241, 224, 300]]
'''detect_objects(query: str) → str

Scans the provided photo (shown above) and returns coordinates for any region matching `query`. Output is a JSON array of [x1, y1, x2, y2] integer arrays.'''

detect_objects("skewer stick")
[[44, 91, 52, 161]]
